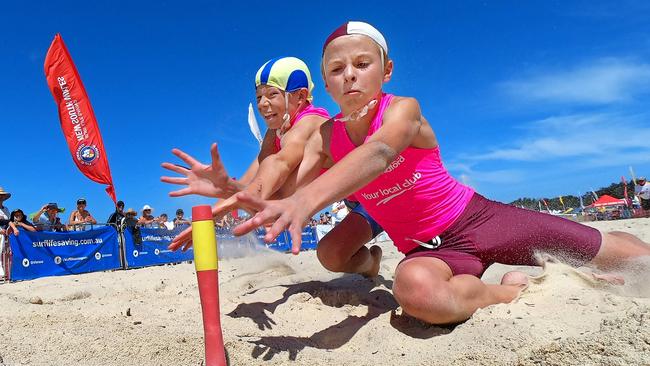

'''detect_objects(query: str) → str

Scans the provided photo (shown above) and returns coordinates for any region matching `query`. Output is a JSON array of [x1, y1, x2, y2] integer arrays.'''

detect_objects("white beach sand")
[[1, 218, 649, 365]]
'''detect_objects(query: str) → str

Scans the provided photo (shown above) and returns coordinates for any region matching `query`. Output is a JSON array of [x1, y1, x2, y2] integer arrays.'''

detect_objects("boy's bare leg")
[[317, 213, 382, 278], [393, 257, 522, 324], [588, 231, 650, 270]]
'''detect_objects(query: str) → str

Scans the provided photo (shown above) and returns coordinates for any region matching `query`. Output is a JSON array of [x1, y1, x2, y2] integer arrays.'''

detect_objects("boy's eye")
[[357, 61, 369, 68]]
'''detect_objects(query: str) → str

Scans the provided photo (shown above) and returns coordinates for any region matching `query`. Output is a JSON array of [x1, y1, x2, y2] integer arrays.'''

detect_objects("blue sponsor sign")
[[123, 227, 194, 268], [255, 229, 291, 252], [285, 227, 319, 251], [9, 226, 121, 281], [256, 227, 318, 252]]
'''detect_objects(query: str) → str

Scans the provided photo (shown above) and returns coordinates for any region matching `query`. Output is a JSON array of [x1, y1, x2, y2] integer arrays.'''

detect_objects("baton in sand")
[[191, 205, 227, 366]]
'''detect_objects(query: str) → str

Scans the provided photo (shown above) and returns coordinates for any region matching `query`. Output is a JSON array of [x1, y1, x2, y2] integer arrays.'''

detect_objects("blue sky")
[[2, 1, 650, 220]]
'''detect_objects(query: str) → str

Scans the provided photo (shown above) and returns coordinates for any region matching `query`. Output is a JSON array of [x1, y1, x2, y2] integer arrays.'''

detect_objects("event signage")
[[122, 227, 194, 268], [254, 228, 290, 252], [255, 227, 318, 252], [44, 34, 117, 203], [9, 226, 121, 281]]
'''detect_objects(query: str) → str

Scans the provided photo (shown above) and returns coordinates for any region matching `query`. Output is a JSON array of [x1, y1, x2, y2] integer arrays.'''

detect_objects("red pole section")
[[191, 205, 227, 366]]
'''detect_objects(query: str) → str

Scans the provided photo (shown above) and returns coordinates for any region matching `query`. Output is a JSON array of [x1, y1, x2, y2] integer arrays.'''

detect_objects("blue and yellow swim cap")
[[255, 57, 314, 102]]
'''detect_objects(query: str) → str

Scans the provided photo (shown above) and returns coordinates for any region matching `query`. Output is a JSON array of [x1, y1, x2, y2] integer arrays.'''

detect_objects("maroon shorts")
[[401, 193, 602, 277]]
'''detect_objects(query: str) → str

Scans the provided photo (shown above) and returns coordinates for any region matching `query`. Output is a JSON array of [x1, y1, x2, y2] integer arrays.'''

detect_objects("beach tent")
[[587, 195, 627, 208]]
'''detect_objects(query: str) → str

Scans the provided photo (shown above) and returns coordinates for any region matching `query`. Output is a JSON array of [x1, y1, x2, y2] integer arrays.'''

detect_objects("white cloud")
[[447, 162, 525, 185], [502, 59, 650, 104], [465, 113, 650, 163]]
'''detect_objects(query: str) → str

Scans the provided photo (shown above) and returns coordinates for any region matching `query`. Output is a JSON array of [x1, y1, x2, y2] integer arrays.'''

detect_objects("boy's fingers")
[[172, 148, 200, 167], [160, 176, 187, 185], [168, 239, 183, 251], [210, 143, 226, 170], [212, 202, 234, 218], [232, 218, 256, 236], [234, 192, 266, 211], [265, 215, 289, 242], [168, 188, 193, 197], [289, 225, 302, 255], [161, 162, 189, 175], [168, 227, 192, 250]]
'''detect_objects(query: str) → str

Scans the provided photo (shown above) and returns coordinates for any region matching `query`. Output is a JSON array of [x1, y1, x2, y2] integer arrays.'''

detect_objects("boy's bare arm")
[[294, 121, 333, 190], [243, 115, 327, 199], [239, 130, 276, 185], [298, 98, 423, 210]]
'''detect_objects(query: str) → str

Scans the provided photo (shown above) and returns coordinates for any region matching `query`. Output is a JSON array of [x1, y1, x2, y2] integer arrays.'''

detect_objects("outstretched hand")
[[232, 192, 313, 255], [161, 143, 240, 199]]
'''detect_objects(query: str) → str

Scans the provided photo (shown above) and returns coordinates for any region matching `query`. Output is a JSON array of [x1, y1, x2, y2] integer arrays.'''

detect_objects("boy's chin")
[[340, 99, 370, 112], [264, 121, 282, 130]]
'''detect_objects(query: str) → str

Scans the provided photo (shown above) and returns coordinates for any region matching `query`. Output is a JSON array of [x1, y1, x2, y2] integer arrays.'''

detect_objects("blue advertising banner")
[[255, 227, 318, 252], [289, 227, 319, 251], [9, 226, 121, 281], [254, 228, 290, 252], [123, 227, 194, 268]]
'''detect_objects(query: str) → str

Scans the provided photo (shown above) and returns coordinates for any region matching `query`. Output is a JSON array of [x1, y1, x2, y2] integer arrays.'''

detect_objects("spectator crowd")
[[0, 187, 208, 238]]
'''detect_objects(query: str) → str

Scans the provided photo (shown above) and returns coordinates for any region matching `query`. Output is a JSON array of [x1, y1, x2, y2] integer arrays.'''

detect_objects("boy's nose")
[[343, 66, 356, 82], [258, 96, 270, 107]]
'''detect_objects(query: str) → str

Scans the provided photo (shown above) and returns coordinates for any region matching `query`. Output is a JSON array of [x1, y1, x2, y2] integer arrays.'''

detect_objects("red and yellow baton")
[[191, 205, 227, 366]]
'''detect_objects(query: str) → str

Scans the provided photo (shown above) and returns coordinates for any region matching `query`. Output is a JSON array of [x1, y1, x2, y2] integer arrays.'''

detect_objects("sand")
[[1, 218, 649, 365]]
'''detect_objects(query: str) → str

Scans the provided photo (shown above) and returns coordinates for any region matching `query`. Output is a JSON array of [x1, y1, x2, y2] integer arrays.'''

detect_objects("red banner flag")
[[44, 34, 116, 203]]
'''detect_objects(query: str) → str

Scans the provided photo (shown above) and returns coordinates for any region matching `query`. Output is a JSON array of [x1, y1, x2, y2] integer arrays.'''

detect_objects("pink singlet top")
[[330, 94, 474, 253], [274, 104, 330, 152]]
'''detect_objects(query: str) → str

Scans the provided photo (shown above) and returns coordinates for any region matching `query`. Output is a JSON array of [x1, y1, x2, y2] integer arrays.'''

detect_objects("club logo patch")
[[76, 145, 99, 165]]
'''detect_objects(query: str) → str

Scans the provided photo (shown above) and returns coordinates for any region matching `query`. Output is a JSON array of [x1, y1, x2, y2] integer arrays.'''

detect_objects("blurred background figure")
[[107, 200, 125, 228], [173, 208, 190, 229], [68, 198, 97, 231]]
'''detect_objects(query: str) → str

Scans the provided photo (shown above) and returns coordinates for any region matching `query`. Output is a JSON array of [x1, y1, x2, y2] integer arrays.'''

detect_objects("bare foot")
[[592, 272, 625, 285], [501, 271, 529, 288], [361, 245, 383, 278]]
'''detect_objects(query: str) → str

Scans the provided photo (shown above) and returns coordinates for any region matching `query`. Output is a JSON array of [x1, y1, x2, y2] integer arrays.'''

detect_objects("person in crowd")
[[0, 187, 11, 235], [121, 208, 142, 244], [158, 213, 173, 230], [325, 211, 333, 225], [8, 209, 36, 235], [173, 209, 190, 228], [138, 205, 156, 227], [161, 57, 331, 249], [33, 203, 66, 232], [218, 213, 235, 230], [121, 208, 138, 229], [0, 187, 12, 279], [107, 200, 125, 227], [318, 213, 327, 225], [0, 188, 9, 217], [68, 198, 97, 231], [331, 200, 349, 225], [634, 176, 650, 216], [215, 215, 227, 231], [228, 21, 650, 325]]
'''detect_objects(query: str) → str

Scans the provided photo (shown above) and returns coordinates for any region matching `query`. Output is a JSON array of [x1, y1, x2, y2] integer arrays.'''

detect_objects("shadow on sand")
[[227, 275, 455, 361]]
